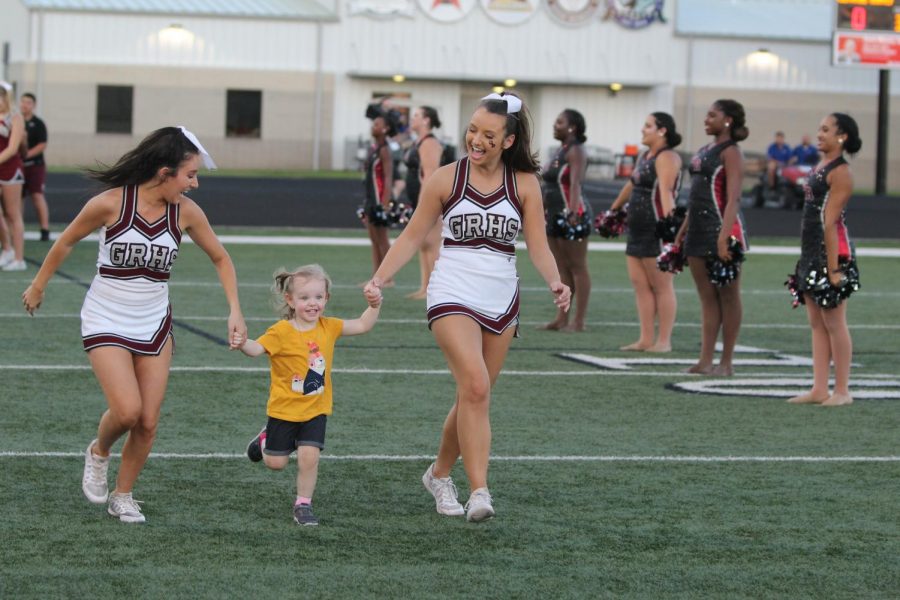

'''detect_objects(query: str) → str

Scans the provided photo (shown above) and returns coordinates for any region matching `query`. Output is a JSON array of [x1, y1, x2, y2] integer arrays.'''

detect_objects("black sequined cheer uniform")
[[683, 140, 747, 257], [626, 149, 681, 257]]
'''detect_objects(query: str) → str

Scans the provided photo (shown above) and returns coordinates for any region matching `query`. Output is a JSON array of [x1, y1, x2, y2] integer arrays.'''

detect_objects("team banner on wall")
[[418, 0, 478, 22], [833, 31, 900, 68], [480, 0, 540, 25], [603, 0, 665, 28], [347, 0, 417, 18], [545, 0, 602, 26]]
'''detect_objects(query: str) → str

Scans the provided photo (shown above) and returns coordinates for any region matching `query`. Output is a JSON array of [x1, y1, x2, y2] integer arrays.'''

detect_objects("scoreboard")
[[833, 0, 900, 68], [836, 0, 899, 33]]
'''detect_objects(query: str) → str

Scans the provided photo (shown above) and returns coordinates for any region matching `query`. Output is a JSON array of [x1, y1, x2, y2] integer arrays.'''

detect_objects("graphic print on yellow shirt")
[[257, 317, 343, 423]]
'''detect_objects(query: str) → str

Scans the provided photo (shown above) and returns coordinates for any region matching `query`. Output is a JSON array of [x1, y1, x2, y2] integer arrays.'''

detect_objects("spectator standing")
[[19, 93, 50, 241]]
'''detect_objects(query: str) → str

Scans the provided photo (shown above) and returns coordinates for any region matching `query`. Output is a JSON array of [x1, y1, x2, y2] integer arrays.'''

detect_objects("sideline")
[[23, 231, 900, 257], [1, 451, 897, 462]]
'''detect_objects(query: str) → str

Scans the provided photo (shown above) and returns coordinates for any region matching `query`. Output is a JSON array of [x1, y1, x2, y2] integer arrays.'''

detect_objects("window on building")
[[96, 85, 133, 134], [226, 90, 262, 138]]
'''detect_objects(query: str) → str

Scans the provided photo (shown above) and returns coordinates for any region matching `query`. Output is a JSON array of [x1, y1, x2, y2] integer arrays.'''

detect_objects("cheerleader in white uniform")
[[23, 127, 247, 523], [364, 93, 570, 522]]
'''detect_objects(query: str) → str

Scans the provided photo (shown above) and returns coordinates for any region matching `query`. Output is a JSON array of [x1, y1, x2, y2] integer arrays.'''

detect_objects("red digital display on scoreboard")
[[835, 0, 900, 33], [833, 0, 900, 67]]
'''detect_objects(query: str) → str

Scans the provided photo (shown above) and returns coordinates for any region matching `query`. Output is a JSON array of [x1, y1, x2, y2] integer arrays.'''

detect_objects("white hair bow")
[[177, 126, 217, 169], [0, 81, 12, 93], [481, 92, 522, 115]]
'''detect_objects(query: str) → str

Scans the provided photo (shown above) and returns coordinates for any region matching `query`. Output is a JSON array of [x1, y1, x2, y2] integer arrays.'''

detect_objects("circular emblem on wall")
[[480, 0, 539, 26], [418, 0, 477, 22], [545, 0, 601, 26], [603, 0, 666, 29]]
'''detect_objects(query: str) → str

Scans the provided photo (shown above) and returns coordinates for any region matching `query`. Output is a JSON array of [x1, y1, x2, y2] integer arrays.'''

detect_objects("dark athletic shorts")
[[264, 414, 327, 455], [23, 164, 46, 195]]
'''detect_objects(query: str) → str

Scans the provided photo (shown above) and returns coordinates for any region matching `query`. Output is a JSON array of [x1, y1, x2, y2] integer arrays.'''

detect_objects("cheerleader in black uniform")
[[363, 111, 396, 283], [787, 113, 861, 407], [609, 113, 683, 352], [540, 109, 591, 331], [403, 106, 444, 299], [677, 100, 748, 375]]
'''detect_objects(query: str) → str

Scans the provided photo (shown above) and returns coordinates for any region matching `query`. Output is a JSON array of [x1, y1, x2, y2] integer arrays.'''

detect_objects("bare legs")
[[1, 183, 25, 261], [540, 237, 590, 331], [788, 301, 853, 406], [27, 191, 50, 234], [621, 256, 677, 352], [88, 339, 172, 494], [686, 257, 741, 375], [408, 220, 442, 299], [262, 446, 322, 499], [365, 222, 392, 284], [430, 316, 515, 490]]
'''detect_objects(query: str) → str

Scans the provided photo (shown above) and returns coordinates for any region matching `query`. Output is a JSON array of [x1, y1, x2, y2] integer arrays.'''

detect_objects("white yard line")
[[22, 231, 900, 257], [0, 451, 897, 462]]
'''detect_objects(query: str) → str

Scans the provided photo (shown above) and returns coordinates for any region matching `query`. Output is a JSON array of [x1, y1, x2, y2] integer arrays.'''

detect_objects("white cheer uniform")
[[81, 185, 181, 355], [427, 157, 522, 334]]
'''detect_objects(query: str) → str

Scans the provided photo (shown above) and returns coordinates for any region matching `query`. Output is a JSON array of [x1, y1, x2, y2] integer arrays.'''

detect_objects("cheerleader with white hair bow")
[[22, 126, 246, 524], [363, 92, 570, 523]]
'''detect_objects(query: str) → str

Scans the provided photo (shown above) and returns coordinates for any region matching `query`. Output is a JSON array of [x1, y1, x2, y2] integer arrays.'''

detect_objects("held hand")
[[22, 284, 44, 316], [363, 277, 384, 307], [550, 281, 572, 313], [228, 313, 248, 351], [716, 235, 732, 262]]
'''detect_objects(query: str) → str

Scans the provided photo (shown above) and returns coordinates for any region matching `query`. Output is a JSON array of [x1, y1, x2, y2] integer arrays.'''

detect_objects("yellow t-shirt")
[[257, 317, 343, 422]]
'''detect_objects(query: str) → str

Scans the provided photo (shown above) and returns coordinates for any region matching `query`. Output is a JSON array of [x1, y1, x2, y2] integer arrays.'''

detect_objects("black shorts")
[[264, 414, 327, 456]]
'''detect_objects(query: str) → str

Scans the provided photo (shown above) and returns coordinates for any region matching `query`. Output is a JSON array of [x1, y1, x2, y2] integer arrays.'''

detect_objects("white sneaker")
[[465, 487, 495, 523], [0, 249, 14, 268], [107, 491, 146, 523], [422, 462, 464, 516], [2, 259, 27, 271], [82, 439, 109, 504]]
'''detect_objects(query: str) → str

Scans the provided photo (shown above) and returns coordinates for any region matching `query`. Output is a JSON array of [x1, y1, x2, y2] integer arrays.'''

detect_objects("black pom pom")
[[655, 206, 687, 243], [656, 243, 685, 274], [594, 208, 627, 239], [705, 236, 746, 287]]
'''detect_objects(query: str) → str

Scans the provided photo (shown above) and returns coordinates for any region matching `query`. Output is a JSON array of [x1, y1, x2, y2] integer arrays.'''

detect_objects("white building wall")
[[325, 7, 681, 86], [1, 1, 898, 181], [34, 13, 320, 71]]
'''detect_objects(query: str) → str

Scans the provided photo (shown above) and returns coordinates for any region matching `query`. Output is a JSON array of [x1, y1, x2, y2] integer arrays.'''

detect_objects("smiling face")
[[158, 153, 201, 203], [286, 275, 329, 326], [466, 107, 513, 165], [816, 115, 842, 154], [640, 114, 663, 146], [704, 104, 728, 137], [552, 113, 569, 142]]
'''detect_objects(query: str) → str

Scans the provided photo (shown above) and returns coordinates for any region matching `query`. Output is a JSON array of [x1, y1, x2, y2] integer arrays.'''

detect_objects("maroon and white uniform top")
[[81, 184, 181, 355], [0, 113, 24, 184], [426, 157, 522, 334]]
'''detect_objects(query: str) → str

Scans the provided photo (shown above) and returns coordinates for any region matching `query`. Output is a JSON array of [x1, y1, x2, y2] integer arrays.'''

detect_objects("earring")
[[658, 132, 664, 137], [725, 122, 730, 128], [839, 138, 845, 144]]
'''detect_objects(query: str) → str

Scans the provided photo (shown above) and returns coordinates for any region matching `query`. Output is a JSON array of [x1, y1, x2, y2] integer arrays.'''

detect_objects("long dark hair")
[[478, 93, 539, 173], [713, 99, 749, 142], [86, 127, 201, 187], [652, 112, 682, 148], [561, 109, 587, 144], [831, 112, 862, 156]]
